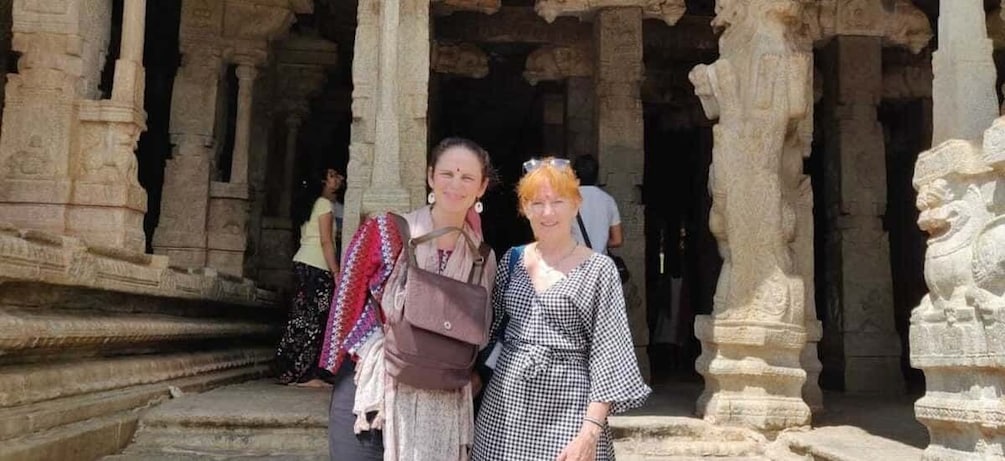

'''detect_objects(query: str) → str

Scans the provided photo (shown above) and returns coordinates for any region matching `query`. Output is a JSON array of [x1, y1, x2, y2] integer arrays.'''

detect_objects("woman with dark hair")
[[320, 137, 496, 460], [276, 167, 344, 388]]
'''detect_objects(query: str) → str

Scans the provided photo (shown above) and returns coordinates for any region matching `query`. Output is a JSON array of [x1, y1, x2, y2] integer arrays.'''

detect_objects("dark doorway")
[[642, 108, 719, 385]]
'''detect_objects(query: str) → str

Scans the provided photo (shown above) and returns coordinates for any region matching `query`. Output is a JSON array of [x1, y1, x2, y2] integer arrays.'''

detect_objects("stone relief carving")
[[431, 42, 489, 79], [523, 44, 591, 85], [688, 0, 815, 431], [809, 0, 932, 53], [882, 0, 933, 54], [535, 0, 685, 26], [78, 122, 141, 185], [3, 135, 53, 178], [910, 118, 1005, 460]]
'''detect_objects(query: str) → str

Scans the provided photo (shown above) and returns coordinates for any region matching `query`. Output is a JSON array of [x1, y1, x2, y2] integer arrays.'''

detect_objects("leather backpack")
[[383, 213, 492, 390]]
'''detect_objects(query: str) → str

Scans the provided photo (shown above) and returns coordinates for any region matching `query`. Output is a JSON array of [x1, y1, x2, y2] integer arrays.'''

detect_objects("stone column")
[[931, 0, 998, 145], [153, 46, 223, 268], [542, 94, 565, 156], [566, 77, 595, 157], [911, 119, 1005, 460], [0, 0, 148, 252], [281, 113, 304, 217], [688, 0, 814, 432], [593, 7, 649, 381], [206, 63, 257, 277], [344, 0, 430, 241], [820, 36, 904, 394], [111, 0, 145, 106]]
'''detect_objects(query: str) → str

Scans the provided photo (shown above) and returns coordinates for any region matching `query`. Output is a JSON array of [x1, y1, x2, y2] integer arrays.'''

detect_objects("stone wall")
[[0, 224, 281, 461]]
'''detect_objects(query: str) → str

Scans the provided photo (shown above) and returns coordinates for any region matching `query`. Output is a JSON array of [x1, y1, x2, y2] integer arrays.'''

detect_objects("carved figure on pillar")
[[911, 120, 1005, 460], [688, 0, 814, 432]]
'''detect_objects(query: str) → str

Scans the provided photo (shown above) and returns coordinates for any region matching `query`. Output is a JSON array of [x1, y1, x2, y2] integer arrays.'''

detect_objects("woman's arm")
[[318, 211, 339, 277], [557, 401, 611, 461]]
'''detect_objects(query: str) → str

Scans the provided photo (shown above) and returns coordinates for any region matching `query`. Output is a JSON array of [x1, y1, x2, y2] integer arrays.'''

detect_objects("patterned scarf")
[[319, 214, 403, 373]]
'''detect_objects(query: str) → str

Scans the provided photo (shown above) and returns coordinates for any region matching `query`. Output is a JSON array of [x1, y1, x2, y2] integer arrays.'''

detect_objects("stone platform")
[[106, 380, 927, 460]]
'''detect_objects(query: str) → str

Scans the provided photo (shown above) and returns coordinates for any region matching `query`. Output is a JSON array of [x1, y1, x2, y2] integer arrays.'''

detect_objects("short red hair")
[[516, 158, 582, 216]]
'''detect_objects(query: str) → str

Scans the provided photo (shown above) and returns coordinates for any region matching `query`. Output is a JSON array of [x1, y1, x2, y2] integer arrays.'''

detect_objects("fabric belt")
[[505, 340, 587, 382]]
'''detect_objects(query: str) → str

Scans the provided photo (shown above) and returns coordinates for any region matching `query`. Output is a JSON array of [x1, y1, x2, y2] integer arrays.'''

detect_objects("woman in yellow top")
[[276, 167, 344, 387]]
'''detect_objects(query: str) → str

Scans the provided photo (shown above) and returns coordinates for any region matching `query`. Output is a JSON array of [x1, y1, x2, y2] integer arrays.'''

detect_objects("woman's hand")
[[555, 425, 600, 461]]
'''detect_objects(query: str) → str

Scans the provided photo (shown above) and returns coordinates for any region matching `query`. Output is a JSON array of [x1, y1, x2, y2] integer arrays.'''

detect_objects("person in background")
[[472, 157, 649, 461], [571, 155, 622, 254], [275, 167, 342, 388]]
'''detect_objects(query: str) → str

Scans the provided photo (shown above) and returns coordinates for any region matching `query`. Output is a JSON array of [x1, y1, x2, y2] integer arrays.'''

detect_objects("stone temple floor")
[[106, 379, 927, 460]]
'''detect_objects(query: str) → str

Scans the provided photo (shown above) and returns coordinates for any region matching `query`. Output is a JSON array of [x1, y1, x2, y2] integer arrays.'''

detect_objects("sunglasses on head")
[[522, 158, 571, 173]]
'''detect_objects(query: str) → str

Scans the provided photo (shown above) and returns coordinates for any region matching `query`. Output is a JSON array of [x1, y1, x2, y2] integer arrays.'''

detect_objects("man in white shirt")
[[571, 155, 623, 254]]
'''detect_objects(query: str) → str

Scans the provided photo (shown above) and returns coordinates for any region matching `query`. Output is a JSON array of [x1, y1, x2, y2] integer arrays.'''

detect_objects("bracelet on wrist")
[[583, 416, 606, 430]]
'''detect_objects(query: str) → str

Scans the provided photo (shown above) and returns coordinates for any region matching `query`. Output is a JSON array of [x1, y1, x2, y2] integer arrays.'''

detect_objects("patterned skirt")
[[276, 262, 334, 384]]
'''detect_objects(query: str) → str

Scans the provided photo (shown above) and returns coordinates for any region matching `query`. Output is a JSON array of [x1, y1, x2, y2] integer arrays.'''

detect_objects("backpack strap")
[[389, 212, 490, 285]]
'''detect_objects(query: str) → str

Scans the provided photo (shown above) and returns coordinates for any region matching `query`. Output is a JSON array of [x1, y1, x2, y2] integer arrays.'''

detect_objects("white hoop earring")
[[427, 192, 436, 204], [474, 200, 484, 214]]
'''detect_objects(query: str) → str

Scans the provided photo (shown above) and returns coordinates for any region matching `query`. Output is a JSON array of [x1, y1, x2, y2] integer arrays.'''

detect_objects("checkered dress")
[[472, 248, 650, 461]]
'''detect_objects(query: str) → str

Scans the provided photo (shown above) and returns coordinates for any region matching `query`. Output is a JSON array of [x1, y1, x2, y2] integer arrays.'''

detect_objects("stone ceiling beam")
[[535, 0, 686, 26], [432, 0, 501, 15]]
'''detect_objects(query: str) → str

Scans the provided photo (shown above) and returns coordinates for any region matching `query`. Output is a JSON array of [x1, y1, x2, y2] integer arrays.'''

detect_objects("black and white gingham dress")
[[472, 248, 651, 461]]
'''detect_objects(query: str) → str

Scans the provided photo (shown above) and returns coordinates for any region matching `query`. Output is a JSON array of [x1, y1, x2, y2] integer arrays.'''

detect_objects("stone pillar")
[[566, 77, 595, 157], [931, 0, 998, 145], [0, 0, 148, 252], [593, 7, 649, 382], [344, 0, 430, 241], [205, 63, 257, 277], [911, 119, 1005, 460], [111, 0, 145, 106], [154, 0, 311, 272], [820, 36, 904, 394], [153, 46, 223, 268], [281, 113, 304, 217], [688, 0, 814, 432]]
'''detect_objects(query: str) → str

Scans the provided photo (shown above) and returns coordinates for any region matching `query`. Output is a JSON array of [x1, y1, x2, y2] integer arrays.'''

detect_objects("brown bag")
[[383, 213, 492, 390]]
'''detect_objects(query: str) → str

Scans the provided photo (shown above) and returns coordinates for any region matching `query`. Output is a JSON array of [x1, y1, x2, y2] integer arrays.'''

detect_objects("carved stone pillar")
[[154, 0, 311, 274], [820, 36, 904, 394], [688, 0, 814, 432], [344, 0, 430, 241], [153, 46, 223, 268], [111, 0, 145, 106], [0, 0, 148, 252], [911, 119, 1005, 460], [931, 0, 998, 144], [594, 7, 649, 381]]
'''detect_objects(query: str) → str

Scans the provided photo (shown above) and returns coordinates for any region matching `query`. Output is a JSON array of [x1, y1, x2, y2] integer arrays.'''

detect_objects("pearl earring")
[[427, 192, 436, 204], [474, 200, 484, 214]]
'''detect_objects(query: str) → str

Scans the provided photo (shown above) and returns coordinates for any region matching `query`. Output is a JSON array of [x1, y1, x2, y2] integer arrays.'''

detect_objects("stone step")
[[609, 415, 767, 458], [109, 380, 329, 459]]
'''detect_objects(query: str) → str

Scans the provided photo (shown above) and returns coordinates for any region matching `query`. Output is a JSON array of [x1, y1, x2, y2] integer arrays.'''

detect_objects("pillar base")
[[257, 217, 296, 291], [694, 315, 811, 433], [802, 320, 824, 413], [207, 182, 250, 278]]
